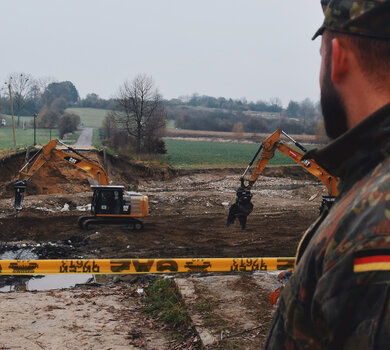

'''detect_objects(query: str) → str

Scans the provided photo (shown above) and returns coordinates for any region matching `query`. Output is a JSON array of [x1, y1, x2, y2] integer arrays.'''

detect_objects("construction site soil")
[[0, 150, 326, 349], [0, 150, 323, 260]]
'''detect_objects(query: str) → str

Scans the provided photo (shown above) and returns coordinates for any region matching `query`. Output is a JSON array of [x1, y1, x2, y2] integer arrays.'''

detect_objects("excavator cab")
[[91, 186, 126, 215], [77, 185, 148, 230]]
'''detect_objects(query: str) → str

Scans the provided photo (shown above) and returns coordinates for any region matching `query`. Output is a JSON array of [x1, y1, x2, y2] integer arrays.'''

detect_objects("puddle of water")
[[27, 274, 93, 291], [0, 275, 93, 292], [0, 249, 38, 260], [0, 274, 117, 293], [0, 285, 15, 293], [0, 248, 110, 292]]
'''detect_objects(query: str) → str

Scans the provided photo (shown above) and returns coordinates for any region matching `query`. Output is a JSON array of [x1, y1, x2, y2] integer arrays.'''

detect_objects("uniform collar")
[[304, 102, 390, 193]]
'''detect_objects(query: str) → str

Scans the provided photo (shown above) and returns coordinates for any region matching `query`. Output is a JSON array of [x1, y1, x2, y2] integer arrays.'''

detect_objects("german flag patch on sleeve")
[[354, 249, 390, 273]]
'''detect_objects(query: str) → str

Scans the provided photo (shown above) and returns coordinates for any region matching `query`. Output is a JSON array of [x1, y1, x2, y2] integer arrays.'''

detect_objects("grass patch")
[[163, 139, 313, 168], [92, 129, 103, 149], [194, 298, 216, 313], [144, 278, 191, 335], [1, 115, 34, 128], [166, 119, 175, 129], [0, 127, 59, 149], [66, 107, 109, 128]]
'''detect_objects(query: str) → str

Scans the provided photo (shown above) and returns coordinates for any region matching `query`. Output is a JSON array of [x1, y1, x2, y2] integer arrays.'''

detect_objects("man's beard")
[[320, 61, 349, 139]]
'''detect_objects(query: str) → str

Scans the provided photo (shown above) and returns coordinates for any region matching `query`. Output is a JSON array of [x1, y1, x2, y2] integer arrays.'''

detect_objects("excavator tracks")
[[78, 216, 144, 231]]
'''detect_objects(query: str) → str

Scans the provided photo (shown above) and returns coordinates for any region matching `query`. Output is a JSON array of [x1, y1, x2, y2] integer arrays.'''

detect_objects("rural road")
[[73, 127, 93, 148]]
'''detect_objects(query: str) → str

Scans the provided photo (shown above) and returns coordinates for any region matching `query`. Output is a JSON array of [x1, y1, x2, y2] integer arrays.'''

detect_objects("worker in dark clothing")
[[265, 0, 390, 348]]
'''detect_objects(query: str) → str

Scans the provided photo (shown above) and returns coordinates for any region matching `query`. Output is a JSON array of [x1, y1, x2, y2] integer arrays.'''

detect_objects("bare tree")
[[29, 76, 56, 105], [36, 76, 56, 93], [110, 74, 166, 154], [7, 73, 34, 127]]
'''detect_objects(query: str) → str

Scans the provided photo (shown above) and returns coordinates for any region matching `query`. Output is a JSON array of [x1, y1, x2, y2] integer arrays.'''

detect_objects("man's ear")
[[331, 38, 348, 84]]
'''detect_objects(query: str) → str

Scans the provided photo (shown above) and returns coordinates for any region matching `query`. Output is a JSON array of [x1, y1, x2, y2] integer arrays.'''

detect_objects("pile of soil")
[[0, 149, 177, 198]]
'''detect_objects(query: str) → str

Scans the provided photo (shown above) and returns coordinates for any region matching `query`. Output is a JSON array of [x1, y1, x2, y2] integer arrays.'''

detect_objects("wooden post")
[[25, 146, 30, 162]]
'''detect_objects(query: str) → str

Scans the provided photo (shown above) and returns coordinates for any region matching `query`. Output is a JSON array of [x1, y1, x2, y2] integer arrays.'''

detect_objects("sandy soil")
[[0, 284, 174, 350], [177, 273, 282, 349]]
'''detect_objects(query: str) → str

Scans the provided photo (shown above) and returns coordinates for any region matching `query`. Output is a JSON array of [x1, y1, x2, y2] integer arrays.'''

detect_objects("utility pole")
[[5, 81, 16, 149]]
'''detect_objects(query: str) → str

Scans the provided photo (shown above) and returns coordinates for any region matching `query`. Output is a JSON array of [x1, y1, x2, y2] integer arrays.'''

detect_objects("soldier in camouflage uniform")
[[265, 1, 390, 349]]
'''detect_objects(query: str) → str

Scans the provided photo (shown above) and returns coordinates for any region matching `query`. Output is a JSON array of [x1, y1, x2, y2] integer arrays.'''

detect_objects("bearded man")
[[265, 0, 390, 348]]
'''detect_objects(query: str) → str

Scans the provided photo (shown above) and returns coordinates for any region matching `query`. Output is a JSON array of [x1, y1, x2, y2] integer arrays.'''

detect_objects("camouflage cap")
[[313, 0, 390, 40]]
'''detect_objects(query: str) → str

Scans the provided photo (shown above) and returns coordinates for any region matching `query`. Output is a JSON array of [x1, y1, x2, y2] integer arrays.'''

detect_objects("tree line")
[[0, 72, 325, 155], [0, 73, 81, 137], [0, 72, 167, 154], [166, 96, 322, 135], [167, 94, 284, 113]]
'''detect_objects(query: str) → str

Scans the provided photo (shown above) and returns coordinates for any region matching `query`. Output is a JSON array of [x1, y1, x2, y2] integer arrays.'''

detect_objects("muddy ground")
[[0, 168, 322, 259], [0, 152, 326, 348]]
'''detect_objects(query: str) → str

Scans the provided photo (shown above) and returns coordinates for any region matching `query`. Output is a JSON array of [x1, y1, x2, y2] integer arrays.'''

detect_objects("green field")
[[1, 108, 109, 129], [163, 139, 306, 168], [1, 115, 35, 128], [66, 108, 109, 128], [0, 128, 60, 149], [92, 129, 103, 149], [0, 107, 108, 150], [166, 119, 175, 129], [1, 108, 311, 169]]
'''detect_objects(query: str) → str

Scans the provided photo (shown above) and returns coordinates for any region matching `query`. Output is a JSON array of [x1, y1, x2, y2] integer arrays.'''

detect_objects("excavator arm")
[[227, 129, 339, 229], [13, 139, 109, 211]]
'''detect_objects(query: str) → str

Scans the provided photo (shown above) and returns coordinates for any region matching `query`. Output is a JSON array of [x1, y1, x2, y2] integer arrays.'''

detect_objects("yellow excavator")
[[13, 139, 148, 230], [227, 129, 338, 229]]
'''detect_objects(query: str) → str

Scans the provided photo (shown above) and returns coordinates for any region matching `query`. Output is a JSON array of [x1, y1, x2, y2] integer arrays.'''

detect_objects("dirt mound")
[[0, 151, 27, 199], [0, 150, 178, 198], [100, 151, 178, 188], [0, 151, 26, 183]]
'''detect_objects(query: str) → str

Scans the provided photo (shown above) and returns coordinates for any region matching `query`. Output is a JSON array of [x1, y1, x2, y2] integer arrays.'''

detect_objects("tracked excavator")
[[13, 139, 148, 230], [227, 129, 338, 229]]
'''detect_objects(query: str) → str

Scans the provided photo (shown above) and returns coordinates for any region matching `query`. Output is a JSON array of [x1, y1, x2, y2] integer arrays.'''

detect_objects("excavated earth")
[[0, 150, 326, 349]]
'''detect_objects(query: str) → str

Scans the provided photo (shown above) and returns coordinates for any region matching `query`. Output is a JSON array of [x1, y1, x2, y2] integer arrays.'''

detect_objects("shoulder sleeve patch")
[[354, 249, 390, 272]]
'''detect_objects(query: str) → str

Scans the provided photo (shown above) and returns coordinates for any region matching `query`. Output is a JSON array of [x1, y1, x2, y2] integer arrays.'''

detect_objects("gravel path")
[[73, 127, 93, 148]]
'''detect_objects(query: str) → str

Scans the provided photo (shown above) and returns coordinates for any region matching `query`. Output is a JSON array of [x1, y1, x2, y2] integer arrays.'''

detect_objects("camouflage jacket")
[[265, 102, 390, 350]]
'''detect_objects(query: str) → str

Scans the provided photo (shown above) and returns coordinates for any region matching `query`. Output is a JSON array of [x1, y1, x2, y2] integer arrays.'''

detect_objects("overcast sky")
[[1, 0, 324, 107]]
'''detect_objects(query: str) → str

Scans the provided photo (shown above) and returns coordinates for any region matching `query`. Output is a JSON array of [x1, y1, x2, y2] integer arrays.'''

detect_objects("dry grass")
[[165, 128, 317, 143]]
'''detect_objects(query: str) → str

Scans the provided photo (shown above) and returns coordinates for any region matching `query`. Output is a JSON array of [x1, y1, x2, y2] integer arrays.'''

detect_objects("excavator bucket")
[[227, 182, 254, 229], [13, 180, 27, 211]]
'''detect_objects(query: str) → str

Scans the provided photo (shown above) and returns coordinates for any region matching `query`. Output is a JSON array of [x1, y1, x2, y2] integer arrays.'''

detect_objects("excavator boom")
[[17, 139, 109, 185], [13, 139, 109, 211], [227, 129, 338, 229]]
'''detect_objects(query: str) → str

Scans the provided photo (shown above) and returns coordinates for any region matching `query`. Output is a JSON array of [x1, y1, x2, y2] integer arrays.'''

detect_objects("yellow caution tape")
[[0, 257, 295, 275]]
